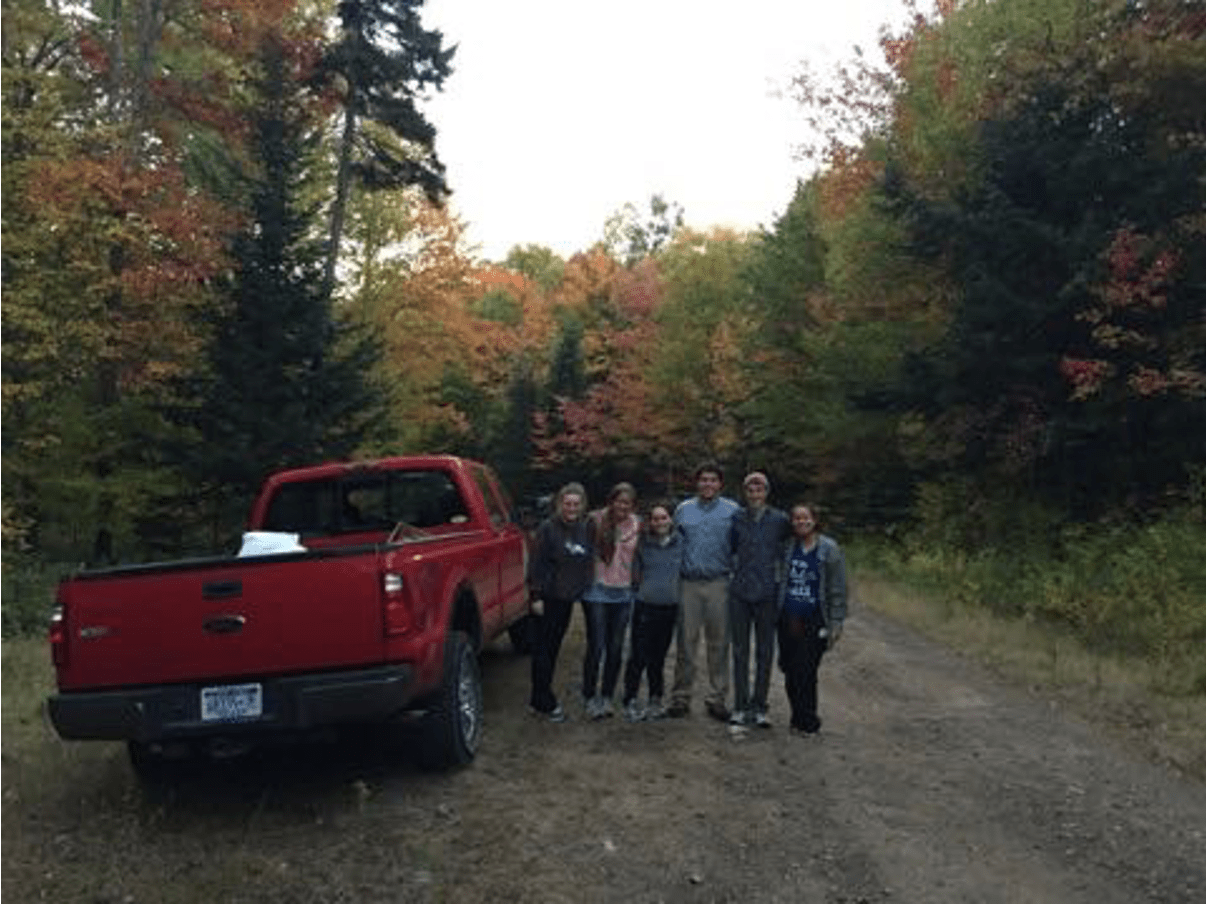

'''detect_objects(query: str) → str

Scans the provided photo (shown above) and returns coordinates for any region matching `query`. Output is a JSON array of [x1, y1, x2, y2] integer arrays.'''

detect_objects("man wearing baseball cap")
[[727, 471, 791, 728]]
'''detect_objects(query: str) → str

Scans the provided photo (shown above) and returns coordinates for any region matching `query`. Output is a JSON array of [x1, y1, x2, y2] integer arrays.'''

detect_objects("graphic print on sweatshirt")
[[786, 545, 820, 611]]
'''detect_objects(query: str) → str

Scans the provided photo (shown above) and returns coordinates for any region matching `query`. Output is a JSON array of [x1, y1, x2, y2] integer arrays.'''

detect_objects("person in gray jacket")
[[621, 501, 684, 721], [778, 502, 847, 735]]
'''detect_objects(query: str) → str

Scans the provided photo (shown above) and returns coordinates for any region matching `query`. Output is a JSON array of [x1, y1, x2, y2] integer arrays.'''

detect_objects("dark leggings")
[[623, 602, 679, 703], [529, 596, 576, 713], [777, 609, 828, 731]]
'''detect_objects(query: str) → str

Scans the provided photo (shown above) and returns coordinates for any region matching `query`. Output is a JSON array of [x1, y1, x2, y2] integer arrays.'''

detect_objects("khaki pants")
[[671, 577, 730, 710]]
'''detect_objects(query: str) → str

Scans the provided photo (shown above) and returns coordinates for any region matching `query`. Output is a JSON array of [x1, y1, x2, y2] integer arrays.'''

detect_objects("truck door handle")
[[203, 614, 247, 635], [203, 580, 242, 600]]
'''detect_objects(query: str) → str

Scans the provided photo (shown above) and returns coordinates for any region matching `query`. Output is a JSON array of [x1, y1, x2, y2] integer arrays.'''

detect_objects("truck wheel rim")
[[457, 648, 481, 750]]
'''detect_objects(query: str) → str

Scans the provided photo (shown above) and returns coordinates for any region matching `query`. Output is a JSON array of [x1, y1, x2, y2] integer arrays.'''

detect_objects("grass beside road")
[[2, 636, 463, 904], [856, 572, 1206, 782]]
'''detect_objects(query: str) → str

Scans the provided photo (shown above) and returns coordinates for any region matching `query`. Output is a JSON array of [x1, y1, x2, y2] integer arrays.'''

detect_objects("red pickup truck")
[[47, 455, 533, 775]]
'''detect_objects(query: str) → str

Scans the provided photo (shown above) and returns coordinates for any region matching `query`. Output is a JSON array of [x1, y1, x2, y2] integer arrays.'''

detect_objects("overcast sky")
[[421, 0, 913, 261]]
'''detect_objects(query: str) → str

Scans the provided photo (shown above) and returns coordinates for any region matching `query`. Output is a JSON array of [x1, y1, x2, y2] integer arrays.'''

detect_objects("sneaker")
[[529, 704, 567, 723], [705, 701, 731, 723], [645, 697, 666, 720], [753, 711, 772, 729], [585, 696, 603, 720], [599, 697, 615, 719], [623, 700, 645, 722], [666, 700, 689, 718], [729, 710, 748, 727]]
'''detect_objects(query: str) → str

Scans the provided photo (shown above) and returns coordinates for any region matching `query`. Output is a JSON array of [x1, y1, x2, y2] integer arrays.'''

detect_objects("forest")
[[3, 1, 1204, 687]]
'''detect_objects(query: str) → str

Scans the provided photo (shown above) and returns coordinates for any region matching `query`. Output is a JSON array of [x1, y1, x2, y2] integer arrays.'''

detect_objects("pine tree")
[[319, 0, 455, 296], [180, 34, 384, 539]]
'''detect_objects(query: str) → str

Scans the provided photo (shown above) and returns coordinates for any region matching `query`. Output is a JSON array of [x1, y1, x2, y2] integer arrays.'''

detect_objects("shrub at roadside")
[[858, 515, 1206, 696], [2, 557, 70, 639]]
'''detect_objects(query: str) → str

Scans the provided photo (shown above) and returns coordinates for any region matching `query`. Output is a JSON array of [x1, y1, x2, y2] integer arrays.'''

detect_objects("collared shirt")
[[674, 495, 739, 580]]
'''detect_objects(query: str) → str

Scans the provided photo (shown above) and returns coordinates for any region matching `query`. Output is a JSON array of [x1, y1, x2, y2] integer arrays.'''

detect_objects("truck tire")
[[507, 614, 535, 655], [416, 630, 482, 769]]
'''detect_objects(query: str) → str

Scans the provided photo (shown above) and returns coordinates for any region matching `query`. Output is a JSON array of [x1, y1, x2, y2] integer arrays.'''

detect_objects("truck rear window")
[[262, 470, 469, 537]]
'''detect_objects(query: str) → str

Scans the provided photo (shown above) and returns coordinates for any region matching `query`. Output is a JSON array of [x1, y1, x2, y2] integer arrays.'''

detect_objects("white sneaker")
[[623, 700, 645, 722], [528, 704, 567, 723], [599, 697, 615, 718], [754, 711, 772, 729], [645, 697, 666, 720], [729, 710, 749, 727]]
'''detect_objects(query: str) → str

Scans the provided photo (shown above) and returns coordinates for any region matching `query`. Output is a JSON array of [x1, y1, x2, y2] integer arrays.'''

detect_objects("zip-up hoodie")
[[777, 534, 848, 630]]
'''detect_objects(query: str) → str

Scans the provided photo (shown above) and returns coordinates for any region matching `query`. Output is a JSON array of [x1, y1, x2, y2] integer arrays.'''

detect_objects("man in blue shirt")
[[667, 462, 740, 720]]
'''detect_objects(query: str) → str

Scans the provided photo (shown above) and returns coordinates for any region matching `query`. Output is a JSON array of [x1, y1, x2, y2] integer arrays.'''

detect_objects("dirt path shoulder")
[[4, 603, 1204, 903]]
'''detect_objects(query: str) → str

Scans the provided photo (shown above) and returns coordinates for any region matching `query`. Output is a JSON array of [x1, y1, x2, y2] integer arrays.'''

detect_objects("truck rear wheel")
[[416, 630, 482, 769]]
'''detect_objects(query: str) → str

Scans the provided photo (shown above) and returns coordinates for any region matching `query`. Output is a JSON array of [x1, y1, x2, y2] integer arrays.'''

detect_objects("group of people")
[[526, 462, 848, 736]]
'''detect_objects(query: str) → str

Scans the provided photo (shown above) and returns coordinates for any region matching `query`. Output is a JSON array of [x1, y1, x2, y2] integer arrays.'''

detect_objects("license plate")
[[200, 683, 263, 721]]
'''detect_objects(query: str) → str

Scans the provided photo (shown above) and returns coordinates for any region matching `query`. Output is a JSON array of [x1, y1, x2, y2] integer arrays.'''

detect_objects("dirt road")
[[5, 605, 1205, 903]]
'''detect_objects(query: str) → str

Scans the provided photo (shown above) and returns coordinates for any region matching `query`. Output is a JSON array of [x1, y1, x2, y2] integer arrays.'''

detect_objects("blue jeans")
[[582, 599, 632, 699], [730, 593, 778, 714]]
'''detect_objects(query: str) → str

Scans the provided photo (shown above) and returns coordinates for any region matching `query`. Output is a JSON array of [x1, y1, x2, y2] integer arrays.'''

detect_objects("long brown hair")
[[594, 482, 636, 563]]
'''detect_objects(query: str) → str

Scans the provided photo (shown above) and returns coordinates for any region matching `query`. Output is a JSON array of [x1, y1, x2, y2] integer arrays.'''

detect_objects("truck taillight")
[[382, 572, 414, 636], [49, 598, 68, 668]]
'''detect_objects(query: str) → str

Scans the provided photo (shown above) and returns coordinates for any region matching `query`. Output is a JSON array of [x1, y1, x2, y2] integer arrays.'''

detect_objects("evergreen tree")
[[883, 51, 1206, 518], [496, 362, 539, 499], [547, 318, 587, 403], [179, 35, 384, 539], [319, 0, 455, 296]]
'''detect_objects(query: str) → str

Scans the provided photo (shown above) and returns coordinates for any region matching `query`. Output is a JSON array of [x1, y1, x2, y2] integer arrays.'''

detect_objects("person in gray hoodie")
[[621, 501, 684, 721], [778, 502, 847, 735]]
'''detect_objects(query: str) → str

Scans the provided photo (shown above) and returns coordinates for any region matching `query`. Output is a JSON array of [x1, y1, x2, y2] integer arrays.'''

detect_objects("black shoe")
[[705, 702, 731, 723], [666, 701, 689, 718]]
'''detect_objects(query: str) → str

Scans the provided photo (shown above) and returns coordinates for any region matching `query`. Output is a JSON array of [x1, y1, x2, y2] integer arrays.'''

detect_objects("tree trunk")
[[324, 93, 357, 300]]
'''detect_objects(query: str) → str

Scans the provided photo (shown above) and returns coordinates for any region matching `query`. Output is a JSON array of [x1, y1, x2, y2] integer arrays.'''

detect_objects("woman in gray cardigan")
[[777, 502, 847, 734]]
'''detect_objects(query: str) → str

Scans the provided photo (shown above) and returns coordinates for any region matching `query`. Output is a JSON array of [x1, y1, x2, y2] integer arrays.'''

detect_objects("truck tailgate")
[[56, 549, 386, 691]]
